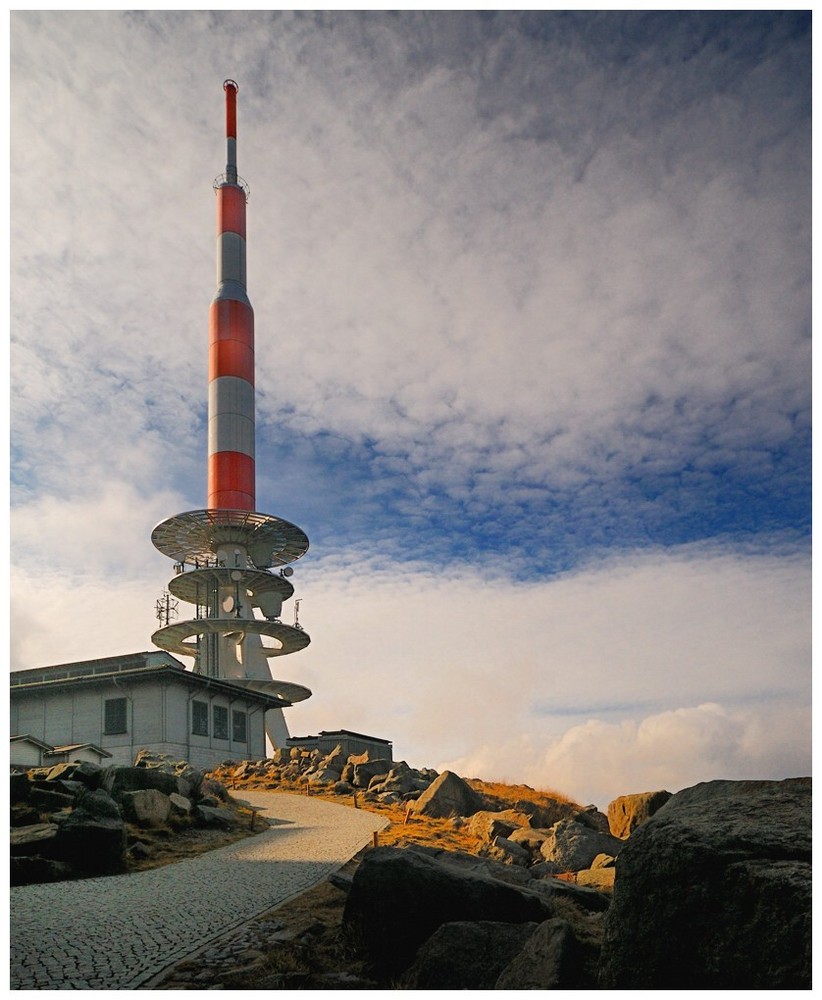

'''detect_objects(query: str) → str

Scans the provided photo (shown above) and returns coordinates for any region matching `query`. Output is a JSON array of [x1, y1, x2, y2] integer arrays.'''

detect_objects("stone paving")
[[10, 791, 388, 990]]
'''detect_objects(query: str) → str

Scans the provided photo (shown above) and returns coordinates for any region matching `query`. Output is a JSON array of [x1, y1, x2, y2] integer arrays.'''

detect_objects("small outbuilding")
[[287, 729, 393, 761]]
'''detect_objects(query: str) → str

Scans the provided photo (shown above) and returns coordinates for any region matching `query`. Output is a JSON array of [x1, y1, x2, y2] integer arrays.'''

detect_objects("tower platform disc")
[[151, 509, 309, 568]]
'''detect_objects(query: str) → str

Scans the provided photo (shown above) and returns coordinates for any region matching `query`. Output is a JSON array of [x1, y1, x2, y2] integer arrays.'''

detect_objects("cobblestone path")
[[10, 792, 387, 990]]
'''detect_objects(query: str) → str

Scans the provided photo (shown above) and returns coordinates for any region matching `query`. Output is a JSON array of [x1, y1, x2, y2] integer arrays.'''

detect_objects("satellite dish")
[[230, 570, 243, 581], [281, 567, 294, 578]]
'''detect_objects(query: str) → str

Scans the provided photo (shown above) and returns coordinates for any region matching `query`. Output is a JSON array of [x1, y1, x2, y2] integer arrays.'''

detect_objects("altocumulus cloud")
[[11, 12, 810, 805]]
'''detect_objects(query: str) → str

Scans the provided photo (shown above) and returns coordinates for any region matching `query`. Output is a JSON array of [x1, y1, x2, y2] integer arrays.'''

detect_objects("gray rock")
[[103, 764, 181, 801], [318, 743, 348, 774], [598, 778, 811, 989], [45, 760, 103, 789], [576, 805, 611, 832], [333, 780, 354, 795], [404, 921, 538, 989], [509, 827, 550, 851], [194, 804, 237, 829], [467, 810, 527, 844], [486, 835, 532, 867], [496, 917, 599, 988], [11, 856, 74, 886], [511, 797, 580, 829], [343, 846, 556, 979], [607, 790, 672, 839], [120, 789, 172, 827], [539, 819, 623, 871], [57, 795, 126, 874], [10, 823, 60, 857], [410, 770, 485, 819], [73, 787, 122, 821], [28, 788, 76, 813], [10, 771, 30, 803], [352, 759, 391, 788], [576, 866, 616, 892], [308, 767, 341, 787], [168, 792, 193, 817], [11, 805, 41, 827]]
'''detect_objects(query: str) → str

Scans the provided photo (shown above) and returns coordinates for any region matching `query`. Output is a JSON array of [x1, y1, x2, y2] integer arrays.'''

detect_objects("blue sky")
[[11, 11, 810, 806]]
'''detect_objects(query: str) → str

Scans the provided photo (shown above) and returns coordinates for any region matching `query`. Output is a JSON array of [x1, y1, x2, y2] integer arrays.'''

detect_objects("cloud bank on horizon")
[[11, 11, 810, 807]]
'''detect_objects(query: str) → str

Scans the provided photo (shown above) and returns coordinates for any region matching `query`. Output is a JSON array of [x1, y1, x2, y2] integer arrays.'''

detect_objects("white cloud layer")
[[10, 13, 810, 803]]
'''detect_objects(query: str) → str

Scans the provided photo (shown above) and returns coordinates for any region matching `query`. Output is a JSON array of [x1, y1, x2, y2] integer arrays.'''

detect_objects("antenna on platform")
[[155, 591, 179, 628]]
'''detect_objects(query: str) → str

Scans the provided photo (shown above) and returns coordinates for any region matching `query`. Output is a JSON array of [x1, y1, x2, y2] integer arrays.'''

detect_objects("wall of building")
[[10, 740, 45, 768], [11, 678, 273, 768]]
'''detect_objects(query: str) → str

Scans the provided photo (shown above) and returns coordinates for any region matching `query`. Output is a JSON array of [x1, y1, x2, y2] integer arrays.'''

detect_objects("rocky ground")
[[11, 747, 811, 989]]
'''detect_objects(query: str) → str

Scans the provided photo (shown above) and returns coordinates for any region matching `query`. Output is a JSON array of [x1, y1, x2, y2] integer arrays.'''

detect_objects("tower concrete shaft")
[[151, 81, 311, 748]]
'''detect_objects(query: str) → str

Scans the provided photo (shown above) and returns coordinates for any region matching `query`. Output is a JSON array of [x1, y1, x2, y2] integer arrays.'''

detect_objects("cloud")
[[442, 701, 811, 810]]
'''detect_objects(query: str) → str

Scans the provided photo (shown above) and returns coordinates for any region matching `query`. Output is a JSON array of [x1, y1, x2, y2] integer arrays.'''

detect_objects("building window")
[[232, 710, 247, 743], [213, 705, 229, 741], [192, 700, 209, 736], [104, 698, 128, 735]]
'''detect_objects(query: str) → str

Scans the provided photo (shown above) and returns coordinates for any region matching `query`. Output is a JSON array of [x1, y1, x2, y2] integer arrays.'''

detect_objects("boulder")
[[196, 777, 230, 802], [10, 771, 31, 803], [496, 917, 600, 989], [11, 856, 74, 886], [539, 819, 623, 872], [168, 793, 193, 817], [410, 770, 485, 819], [576, 866, 616, 892], [11, 805, 41, 827], [308, 767, 341, 787], [352, 759, 392, 789], [508, 827, 550, 852], [343, 846, 556, 979], [598, 778, 811, 989], [45, 760, 103, 789], [368, 767, 417, 796], [466, 810, 528, 844], [347, 750, 371, 766], [103, 765, 181, 801], [575, 804, 611, 832], [485, 835, 531, 867], [318, 744, 347, 773], [607, 790, 672, 839], [511, 797, 580, 829], [403, 921, 538, 989], [133, 750, 204, 796], [56, 790, 126, 874], [120, 789, 172, 827], [28, 788, 76, 813], [10, 823, 61, 857], [194, 804, 237, 829]]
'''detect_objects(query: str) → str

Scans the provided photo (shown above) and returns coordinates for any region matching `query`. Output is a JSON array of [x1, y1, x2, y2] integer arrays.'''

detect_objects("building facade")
[[10, 651, 291, 770]]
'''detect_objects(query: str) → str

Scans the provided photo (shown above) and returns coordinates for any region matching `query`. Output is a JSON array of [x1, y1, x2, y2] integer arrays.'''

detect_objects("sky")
[[10, 11, 811, 809]]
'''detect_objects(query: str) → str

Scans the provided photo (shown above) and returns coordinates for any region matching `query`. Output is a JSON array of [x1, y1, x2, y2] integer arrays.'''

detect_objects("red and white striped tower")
[[209, 79, 255, 512], [151, 81, 311, 749]]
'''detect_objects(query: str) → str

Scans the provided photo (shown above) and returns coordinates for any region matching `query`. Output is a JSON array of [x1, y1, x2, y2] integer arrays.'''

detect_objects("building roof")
[[10, 734, 54, 751], [288, 729, 392, 746], [44, 743, 112, 759], [10, 651, 300, 710]]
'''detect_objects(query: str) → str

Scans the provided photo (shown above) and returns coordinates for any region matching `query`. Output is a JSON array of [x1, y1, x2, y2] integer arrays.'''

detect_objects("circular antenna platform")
[[151, 509, 308, 568]]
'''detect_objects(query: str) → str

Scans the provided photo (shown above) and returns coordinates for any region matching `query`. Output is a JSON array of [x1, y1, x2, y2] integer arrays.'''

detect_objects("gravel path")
[[10, 792, 388, 990]]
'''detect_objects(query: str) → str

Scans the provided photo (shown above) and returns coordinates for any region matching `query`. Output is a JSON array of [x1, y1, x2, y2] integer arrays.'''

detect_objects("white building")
[[10, 650, 295, 770]]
